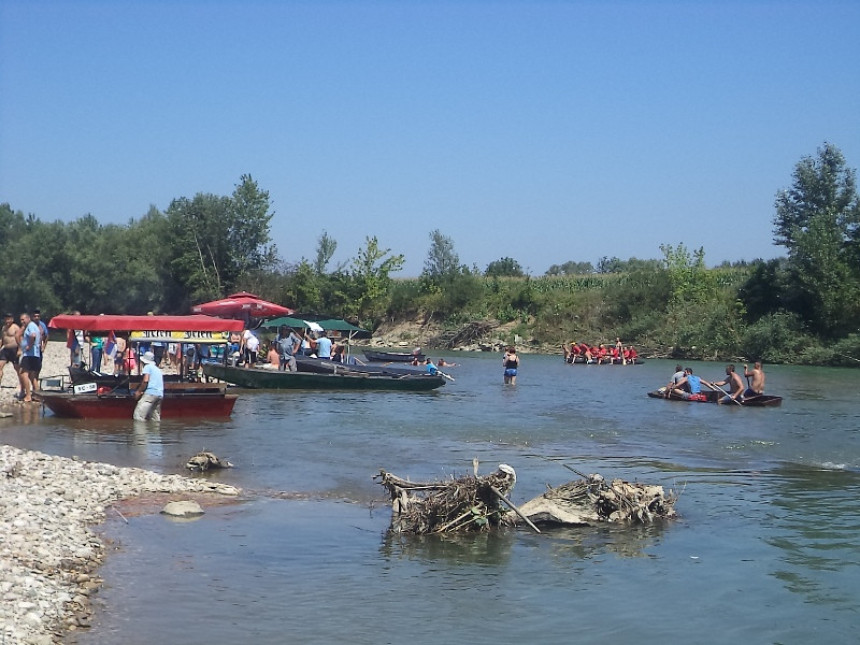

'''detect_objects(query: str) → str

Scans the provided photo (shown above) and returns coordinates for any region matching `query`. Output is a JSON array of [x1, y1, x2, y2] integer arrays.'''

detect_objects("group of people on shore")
[[663, 362, 766, 404], [0, 311, 49, 404], [563, 339, 638, 365]]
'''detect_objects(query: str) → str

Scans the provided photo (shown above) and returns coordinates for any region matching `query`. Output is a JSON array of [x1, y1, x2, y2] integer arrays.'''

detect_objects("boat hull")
[[647, 389, 782, 407], [203, 363, 446, 391], [37, 391, 238, 419], [294, 356, 423, 377], [566, 357, 643, 365], [363, 351, 425, 363]]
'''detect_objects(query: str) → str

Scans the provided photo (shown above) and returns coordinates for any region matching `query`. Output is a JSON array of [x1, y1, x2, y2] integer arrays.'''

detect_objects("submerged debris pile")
[[375, 465, 519, 534], [377, 464, 678, 534], [185, 451, 233, 472], [517, 474, 678, 527]]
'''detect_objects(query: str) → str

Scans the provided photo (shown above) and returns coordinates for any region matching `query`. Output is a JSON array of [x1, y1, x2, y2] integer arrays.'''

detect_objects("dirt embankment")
[[357, 318, 553, 355]]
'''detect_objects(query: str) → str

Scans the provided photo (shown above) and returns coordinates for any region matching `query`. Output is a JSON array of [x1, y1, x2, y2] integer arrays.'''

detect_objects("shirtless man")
[[712, 364, 745, 405], [743, 362, 766, 397], [0, 313, 20, 389]]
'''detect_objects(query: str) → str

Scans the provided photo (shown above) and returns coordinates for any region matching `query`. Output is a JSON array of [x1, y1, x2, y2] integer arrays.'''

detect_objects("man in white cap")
[[133, 350, 164, 421]]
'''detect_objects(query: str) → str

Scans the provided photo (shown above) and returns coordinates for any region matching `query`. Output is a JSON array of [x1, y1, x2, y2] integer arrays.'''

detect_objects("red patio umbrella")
[[191, 292, 293, 318]]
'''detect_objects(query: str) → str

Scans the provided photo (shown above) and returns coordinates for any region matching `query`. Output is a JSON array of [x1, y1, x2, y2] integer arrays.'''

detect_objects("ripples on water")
[[3, 354, 858, 643]]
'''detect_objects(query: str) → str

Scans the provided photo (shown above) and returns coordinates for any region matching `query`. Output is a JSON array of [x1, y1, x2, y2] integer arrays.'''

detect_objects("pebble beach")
[[0, 342, 241, 643]]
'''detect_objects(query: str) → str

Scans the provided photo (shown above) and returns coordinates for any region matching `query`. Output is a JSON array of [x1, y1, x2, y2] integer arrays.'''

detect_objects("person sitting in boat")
[[331, 342, 345, 363], [665, 367, 707, 401], [596, 344, 609, 364], [301, 330, 317, 357], [711, 364, 745, 404], [579, 343, 593, 363], [263, 342, 280, 369], [743, 361, 766, 397], [625, 346, 638, 364], [424, 358, 438, 375]]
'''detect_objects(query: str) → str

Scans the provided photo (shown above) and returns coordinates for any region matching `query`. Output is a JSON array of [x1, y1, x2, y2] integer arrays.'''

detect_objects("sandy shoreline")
[[0, 342, 242, 643]]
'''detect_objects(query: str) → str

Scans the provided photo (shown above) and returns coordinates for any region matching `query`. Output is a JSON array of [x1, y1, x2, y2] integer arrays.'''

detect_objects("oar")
[[704, 380, 742, 406]]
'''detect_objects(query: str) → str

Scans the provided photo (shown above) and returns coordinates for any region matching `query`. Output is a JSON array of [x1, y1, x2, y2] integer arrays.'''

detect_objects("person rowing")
[[743, 361, 766, 397], [664, 367, 707, 401], [709, 364, 745, 405]]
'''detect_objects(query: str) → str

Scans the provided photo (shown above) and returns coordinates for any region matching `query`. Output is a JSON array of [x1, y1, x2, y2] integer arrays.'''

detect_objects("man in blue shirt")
[[18, 312, 41, 403], [134, 351, 164, 421], [664, 367, 707, 400], [315, 331, 333, 359]]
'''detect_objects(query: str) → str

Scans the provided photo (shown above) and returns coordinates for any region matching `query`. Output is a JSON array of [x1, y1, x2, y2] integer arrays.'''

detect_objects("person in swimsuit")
[[503, 346, 519, 385], [0, 313, 21, 391]]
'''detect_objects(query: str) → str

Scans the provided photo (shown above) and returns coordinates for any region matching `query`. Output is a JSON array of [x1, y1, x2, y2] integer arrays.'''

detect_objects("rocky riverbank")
[[0, 444, 240, 644]]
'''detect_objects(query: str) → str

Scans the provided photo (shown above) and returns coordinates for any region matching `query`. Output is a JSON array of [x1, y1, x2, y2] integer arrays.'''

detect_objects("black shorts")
[[21, 355, 42, 373], [0, 346, 17, 363]]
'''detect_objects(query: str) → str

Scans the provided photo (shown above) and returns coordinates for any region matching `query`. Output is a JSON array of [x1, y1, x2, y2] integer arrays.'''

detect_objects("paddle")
[[703, 380, 742, 406]]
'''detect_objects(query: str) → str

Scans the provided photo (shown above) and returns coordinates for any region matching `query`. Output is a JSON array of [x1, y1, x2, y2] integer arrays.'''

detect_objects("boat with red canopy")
[[43, 314, 243, 419]]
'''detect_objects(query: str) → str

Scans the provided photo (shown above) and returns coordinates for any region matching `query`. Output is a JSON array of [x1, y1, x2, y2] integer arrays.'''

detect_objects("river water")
[[3, 353, 859, 643]]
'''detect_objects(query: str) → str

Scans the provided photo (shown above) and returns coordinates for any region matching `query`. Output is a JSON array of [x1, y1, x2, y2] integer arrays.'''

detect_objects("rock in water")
[[161, 500, 205, 517], [185, 451, 233, 472]]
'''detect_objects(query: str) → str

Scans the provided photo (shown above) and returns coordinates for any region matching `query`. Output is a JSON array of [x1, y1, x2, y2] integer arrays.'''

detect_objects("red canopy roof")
[[191, 292, 293, 318], [48, 314, 245, 332]]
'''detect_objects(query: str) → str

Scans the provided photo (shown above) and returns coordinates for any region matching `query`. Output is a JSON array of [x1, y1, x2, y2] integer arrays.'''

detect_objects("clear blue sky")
[[2, 1, 858, 276]]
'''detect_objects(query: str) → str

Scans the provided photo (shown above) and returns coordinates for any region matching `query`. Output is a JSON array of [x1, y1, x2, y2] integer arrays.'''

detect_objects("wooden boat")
[[294, 356, 423, 377], [647, 388, 783, 407], [37, 383, 238, 419], [44, 314, 246, 418], [364, 350, 425, 363], [203, 362, 446, 391]]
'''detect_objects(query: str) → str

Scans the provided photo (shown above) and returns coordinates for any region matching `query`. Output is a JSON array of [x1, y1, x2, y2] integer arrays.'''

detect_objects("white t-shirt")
[[245, 334, 260, 352]]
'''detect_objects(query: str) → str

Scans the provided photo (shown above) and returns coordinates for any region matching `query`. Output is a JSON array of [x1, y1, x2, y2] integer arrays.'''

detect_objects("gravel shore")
[[0, 342, 241, 643]]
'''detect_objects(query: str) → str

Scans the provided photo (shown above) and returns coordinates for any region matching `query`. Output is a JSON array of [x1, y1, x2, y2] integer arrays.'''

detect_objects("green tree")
[[229, 174, 278, 278], [423, 230, 460, 284], [773, 143, 860, 337], [485, 257, 525, 277], [545, 261, 594, 275], [314, 230, 338, 274], [164, 175, 277, 307], [348, 236, 404, 322]]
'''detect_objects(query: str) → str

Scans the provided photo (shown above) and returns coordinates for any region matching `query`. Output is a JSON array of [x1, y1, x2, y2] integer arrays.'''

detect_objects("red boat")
[[37, 383, 237, 419], [44, 314, 245, 419]]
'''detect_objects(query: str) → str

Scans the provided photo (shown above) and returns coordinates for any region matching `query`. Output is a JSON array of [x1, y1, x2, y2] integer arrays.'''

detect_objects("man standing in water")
[[134, 351, 164, 421]]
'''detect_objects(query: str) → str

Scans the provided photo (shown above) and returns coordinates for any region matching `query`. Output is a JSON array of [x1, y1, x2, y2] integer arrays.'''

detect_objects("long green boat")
[[203, 363, 447, 391]]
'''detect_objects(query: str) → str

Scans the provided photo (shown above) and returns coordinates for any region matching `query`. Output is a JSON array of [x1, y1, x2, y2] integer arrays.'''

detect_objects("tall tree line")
[[0, 174, 277, 316]]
